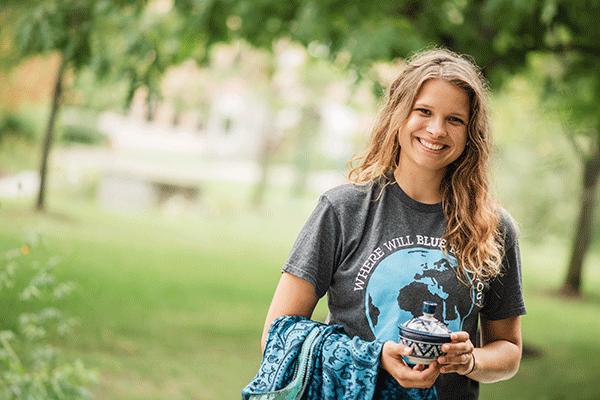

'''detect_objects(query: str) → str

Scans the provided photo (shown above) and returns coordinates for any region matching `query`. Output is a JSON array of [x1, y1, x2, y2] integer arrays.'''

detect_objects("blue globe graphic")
[[365, 247, 466, 341]]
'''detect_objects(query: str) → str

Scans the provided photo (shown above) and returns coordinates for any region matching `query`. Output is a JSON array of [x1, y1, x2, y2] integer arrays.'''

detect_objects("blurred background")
[[0, 1, 599, 399]]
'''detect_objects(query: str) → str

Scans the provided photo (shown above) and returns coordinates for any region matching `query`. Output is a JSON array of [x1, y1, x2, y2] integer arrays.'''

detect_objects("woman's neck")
[[393, 167, 444, 204]]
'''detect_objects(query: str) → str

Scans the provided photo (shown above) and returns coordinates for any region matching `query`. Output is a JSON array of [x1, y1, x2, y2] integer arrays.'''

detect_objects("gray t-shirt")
[[282, 175, 526, 400]]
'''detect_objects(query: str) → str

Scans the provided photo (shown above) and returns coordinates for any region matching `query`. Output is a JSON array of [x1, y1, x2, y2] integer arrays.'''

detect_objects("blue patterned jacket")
[[242, 316, 437, 400]]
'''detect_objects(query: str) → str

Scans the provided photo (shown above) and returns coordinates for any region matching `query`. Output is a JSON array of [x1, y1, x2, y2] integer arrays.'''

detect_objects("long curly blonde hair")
[[349, 48, 503, 284]]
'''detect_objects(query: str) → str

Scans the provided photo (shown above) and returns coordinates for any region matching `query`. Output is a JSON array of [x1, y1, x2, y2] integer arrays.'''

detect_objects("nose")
[[426, 118, 446, 137]]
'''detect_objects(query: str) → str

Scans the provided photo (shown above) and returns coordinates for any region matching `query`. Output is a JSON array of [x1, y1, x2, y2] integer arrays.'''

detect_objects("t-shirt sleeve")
[[282, 195, 342, 298], [479, 213, 527, 321]]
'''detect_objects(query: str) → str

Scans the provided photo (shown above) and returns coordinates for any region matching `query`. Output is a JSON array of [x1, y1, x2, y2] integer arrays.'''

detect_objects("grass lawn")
[[1, 187, 599, 400]]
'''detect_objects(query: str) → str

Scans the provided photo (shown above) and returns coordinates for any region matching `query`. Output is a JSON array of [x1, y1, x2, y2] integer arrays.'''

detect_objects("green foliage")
[[0, 112, 36, 143], [0, 109, 43, 172], [172, 0, 428, 66], [15, 0, 93, 69], [58, 108, 108, 146], [168, 0, 549, 80], [0, 238, 97, 400], [59, 124, 108, 146], [490, 73, 581, 241], [113, 5, 188, 111]]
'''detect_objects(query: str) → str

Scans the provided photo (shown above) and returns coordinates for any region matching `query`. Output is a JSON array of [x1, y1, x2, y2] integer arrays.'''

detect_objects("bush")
[[60, 124, 108, 146], [0, 236, 97, 400], [0, 113, 36, 143]]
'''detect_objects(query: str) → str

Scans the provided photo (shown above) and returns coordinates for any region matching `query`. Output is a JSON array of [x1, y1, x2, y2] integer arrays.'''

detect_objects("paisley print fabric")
[[242, 316, 437, 400]]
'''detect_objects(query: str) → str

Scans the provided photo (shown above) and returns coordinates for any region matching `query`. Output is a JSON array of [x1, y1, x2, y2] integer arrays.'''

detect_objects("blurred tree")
[[539, 1, 600, 296], [170, 0, 597, 295], [106, 4, 187, 119], [171, 0, 547, 82], [290, 105, 320, 198], [3, 0, 147, 212]]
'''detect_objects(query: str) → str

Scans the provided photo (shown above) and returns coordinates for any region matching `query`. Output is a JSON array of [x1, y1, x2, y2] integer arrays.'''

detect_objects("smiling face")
[[396, 78, 470, 182]]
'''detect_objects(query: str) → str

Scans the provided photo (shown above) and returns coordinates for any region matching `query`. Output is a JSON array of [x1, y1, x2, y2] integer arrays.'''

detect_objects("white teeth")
[[419, 138, 444, 150]]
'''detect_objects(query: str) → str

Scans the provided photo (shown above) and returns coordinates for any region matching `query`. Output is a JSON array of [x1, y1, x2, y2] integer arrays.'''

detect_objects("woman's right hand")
[[380, 341, 441, 389]]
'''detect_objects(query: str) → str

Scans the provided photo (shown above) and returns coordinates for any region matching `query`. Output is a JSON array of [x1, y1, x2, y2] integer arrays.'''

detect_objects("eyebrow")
[[414, 102, 469, 120]]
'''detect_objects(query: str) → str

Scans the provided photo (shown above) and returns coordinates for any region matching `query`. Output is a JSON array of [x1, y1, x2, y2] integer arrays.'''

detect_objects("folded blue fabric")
[[242, 316, 437, 400]]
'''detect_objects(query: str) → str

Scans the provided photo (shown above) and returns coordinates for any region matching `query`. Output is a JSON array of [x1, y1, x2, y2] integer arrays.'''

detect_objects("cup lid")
[[400, 301, 452, 336]]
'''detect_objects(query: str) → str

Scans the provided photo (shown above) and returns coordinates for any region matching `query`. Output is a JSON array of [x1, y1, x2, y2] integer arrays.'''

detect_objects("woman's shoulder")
[[313, 179, 387, 225], [321, 182, 364, 201], [320, 178, 387, 206], [497, 206, 520, 247]]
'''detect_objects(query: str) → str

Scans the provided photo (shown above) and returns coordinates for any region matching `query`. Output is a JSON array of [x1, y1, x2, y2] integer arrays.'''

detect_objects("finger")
[[442, 340, 474, 355], [439, 352, 471, 365], [440, 363, 458, 374], [444, 333, 472, 353], [419, 361, 442, 380], [412, 363, 425, 371], [457, 353, 470, 364], [439, 353, 473, 374], [402, 361, 438, 377], [410, 361, 439, 375], [384, 341, 413, 358], [450, 331, 470, 342], [439, 354, 469, 364], [400, 362, 440, 388], [425, 360, 440, 372], [393, 341, 414, 356]]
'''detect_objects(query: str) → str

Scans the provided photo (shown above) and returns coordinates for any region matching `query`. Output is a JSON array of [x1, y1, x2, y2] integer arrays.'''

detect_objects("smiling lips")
[[418, 137, 446, 151]]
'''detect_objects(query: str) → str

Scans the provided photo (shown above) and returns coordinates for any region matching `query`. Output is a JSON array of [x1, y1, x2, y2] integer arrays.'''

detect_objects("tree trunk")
[[250, 110, 276, 209], [561, 149, 600, 296], [35, 54, 67, 212], [291, 106, 320, 198]]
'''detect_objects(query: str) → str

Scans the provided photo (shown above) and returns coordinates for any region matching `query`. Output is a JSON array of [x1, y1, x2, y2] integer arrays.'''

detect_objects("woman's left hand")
[[438, 331, 475, 375]]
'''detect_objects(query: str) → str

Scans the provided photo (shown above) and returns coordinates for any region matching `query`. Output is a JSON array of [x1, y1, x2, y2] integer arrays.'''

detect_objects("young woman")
[[261, 48, 526, 399]]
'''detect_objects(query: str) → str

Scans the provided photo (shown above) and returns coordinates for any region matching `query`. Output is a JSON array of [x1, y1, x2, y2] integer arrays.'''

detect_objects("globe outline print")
[[365, 247, 470, 341]]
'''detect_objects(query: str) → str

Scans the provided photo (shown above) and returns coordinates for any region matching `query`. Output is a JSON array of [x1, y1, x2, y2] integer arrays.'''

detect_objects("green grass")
[[1, 189, 599, 400]]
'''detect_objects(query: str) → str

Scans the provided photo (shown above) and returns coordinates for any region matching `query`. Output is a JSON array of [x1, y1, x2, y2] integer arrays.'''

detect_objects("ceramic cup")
[[398, 302, 453, 365]]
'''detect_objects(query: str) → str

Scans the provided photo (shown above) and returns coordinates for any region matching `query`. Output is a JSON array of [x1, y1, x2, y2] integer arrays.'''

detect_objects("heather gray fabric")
[[282, 175, 526, 400]]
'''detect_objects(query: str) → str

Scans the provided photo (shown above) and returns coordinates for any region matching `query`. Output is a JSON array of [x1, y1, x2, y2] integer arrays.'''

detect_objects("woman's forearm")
[[466, 339, 522, 383]]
